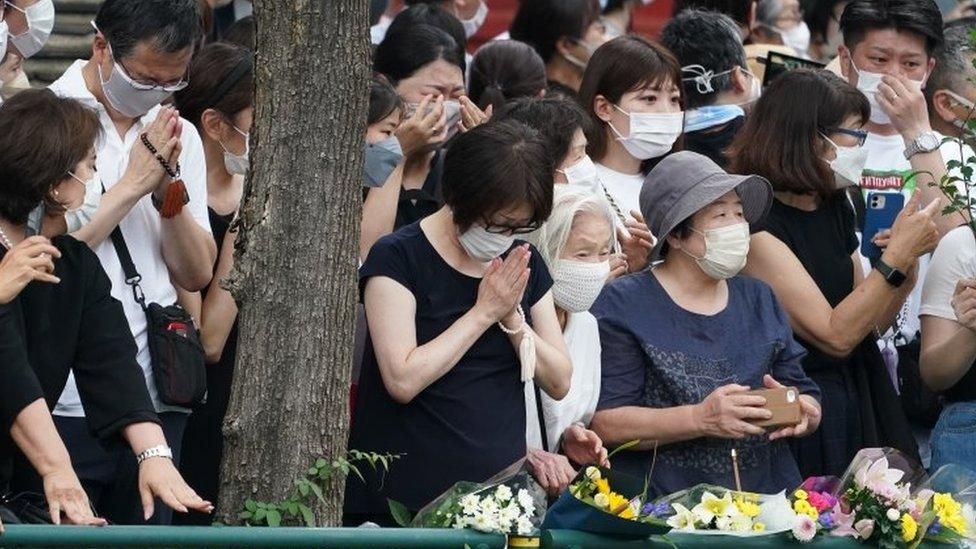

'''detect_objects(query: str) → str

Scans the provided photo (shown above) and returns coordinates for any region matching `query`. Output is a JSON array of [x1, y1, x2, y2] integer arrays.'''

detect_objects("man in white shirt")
[[47, 0, 217, 525]]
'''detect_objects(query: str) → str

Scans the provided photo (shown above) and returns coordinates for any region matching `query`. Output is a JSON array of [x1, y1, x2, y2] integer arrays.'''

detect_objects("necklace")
[[0, 223, 13, 250]]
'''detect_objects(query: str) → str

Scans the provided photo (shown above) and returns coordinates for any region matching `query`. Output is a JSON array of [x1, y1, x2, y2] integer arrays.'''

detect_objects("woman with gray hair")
[[523, 185, 615, 494], [752, 0, 811, 57]]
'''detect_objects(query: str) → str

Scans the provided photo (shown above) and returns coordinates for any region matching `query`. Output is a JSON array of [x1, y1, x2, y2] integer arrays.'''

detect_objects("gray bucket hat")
[[640, 151, 773, 262]]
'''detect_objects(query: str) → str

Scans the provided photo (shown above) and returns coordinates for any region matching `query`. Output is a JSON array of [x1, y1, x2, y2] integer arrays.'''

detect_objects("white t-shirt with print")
[[525, 312, 601, 452], [920, 226, 976, 321], [595, 163, 644, 229], [49, 61, 213, 416]]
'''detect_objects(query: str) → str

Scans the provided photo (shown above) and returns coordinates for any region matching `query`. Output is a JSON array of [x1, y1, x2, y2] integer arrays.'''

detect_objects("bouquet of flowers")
[[401, 459, 547, 536], [916, 464, 976, 543], [788, 479, 841, 543], [655, 484, 795, 536], [542, 465, 671, 537]]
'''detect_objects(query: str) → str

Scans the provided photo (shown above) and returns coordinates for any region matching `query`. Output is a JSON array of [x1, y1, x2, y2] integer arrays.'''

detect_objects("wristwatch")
[[875, 259, 908, 288], [136, 445, 174, 465], [903, 131, 941, 160]]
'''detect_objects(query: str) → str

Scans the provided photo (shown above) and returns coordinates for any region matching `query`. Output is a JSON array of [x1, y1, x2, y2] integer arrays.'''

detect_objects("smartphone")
[[744, 387, 802, 429], [861, 192, 905, 260], [761, 51, 826, 89]]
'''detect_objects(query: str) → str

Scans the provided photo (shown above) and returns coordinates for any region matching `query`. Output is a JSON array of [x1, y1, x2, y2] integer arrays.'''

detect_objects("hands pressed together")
[[475, 244, 531, 326]]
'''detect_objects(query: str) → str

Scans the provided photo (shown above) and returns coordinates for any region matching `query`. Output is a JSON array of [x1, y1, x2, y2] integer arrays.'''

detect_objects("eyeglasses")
[[483, 222, 541, 235], [823, 127, 868, 147], [91, 21, 189, 92]]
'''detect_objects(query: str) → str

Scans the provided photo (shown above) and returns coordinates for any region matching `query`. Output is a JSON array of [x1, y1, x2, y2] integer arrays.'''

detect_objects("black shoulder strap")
[[534, 383, 549, 452], [108, 226, 147, 309]]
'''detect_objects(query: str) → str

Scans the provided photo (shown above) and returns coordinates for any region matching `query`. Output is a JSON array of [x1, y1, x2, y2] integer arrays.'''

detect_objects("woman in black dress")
[[171, 42, 253, 524], [343, 120, 572, 526], [729, 70, 939, 476], [0, 89, 211, 524]]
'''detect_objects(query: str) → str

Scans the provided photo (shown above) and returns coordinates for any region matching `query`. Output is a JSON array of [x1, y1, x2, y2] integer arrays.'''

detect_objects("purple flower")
[[818, 512, 835, 529], [642, 501, 670, 518], [927, 518, 942, 536]]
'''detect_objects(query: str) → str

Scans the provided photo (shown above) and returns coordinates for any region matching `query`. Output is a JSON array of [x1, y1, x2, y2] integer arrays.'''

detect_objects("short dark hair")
[[374, 24, 464, 85], [661, 9, 748, 109], [498, 97, 592, 167], [925, 24, 975, 118], [224, 15, 254, 50], [579, 35, 684, 163], [806, 0, 847, 44], [443, 120, 555, 232], [727, 69, 869, 200], [0, 90, 102, 224], [509, 0, 601, 63], [840, 0, 944, 56], [174, 42, 253, 130], [673, 0, 756, 30], [468, 40, 547, 112], [370, 0, 390, 25], [95, 0, 201, 60], [368, 73, 402, 126], [385, 4, 467, 73], [659, 216, 694, 259]]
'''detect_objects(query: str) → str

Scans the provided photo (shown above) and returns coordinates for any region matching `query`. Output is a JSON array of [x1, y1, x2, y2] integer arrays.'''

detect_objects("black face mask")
[[682, 115, 746, 170]]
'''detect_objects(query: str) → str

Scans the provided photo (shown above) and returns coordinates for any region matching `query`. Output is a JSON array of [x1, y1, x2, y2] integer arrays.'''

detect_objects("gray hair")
[[925, 25, 975, 106], [756, 0, 786, 27], [526, 186, 617, 269]]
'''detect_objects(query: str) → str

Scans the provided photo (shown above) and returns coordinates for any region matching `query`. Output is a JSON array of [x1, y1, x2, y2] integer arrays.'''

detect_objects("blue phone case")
[[861, 192, 905, 260]]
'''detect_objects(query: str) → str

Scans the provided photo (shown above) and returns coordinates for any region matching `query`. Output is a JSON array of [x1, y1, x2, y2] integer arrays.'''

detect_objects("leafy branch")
[[238, 450, 400, 527]]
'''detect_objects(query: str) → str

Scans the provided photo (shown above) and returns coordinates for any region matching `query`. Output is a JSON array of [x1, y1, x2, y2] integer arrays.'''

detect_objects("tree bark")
[[217, 0, 369, 526]]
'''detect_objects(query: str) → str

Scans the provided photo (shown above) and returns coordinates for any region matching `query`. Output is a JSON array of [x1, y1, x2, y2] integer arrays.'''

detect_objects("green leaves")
[[388, 498, 413, 527], [236, 450, 400, 527]]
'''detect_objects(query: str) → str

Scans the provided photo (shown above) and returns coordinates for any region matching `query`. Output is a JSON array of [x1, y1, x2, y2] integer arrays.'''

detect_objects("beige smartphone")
[[745, 387, 802, 429]]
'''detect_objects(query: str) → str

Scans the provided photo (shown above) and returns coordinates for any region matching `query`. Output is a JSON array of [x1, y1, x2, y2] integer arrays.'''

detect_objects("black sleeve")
[[359, 233, 415, 300], [71, 243, 159, 441], [0, 303, 43, 434], [523, 242, 554, 307]]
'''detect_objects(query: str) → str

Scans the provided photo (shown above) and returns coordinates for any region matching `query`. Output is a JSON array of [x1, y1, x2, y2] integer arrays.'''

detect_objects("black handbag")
[[0, 492, 53, 524], [108, 225, 207, 408]]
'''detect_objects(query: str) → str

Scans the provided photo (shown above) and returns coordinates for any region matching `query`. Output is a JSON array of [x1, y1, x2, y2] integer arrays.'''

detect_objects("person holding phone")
[[729, 69, 939, 477], [590, 151, 822, 498]]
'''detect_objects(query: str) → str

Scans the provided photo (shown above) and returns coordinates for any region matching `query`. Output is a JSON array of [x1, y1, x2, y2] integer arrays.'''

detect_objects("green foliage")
[[388, 498, 413, 527], [236, 450, 400, 527]]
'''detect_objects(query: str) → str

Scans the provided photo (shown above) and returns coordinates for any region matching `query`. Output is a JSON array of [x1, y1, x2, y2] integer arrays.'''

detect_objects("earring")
[[53, 189, 60, 197]]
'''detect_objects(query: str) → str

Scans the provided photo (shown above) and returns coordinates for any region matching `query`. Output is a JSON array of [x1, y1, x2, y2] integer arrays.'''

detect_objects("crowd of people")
[[2, 0, 976, 533]]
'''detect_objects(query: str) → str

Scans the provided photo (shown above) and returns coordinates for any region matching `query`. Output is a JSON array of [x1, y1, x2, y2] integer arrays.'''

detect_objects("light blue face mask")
[[683, 105, 746, 133], [363, 135, 403, 187]]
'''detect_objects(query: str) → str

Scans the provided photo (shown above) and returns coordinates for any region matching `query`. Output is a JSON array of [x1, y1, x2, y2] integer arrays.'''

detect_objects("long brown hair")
[[727, 69, 869, 200], [578, 35, 684, 166]]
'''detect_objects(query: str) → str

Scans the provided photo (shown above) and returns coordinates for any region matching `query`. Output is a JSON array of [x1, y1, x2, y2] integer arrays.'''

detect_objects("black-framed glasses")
[[484, 222, 541, 235], [824, 127, 868, 147]]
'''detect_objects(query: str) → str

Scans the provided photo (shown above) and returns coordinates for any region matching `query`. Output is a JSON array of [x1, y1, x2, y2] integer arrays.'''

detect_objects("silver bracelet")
[[136, 445, 173, 465]]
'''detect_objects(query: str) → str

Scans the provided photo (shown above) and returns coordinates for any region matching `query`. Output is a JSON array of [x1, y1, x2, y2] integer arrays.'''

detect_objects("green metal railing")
[[0, 526, 952, 548]]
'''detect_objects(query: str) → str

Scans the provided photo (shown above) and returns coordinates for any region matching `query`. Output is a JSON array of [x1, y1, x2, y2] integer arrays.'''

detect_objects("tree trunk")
[[217, 0, 369, 526]]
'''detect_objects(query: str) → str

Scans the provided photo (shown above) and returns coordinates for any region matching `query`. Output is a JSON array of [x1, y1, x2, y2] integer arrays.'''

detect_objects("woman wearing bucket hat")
[[589, 150, 822, 497], [729, 70, 938, 477]]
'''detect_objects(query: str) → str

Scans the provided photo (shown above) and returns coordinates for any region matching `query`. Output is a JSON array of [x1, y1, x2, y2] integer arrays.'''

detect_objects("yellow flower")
[[794, 490, 808, 501], [753, 522, 767, 533], [794, 500, 813, 515], [735, 498, 761, 518], [901, 513, 918, 542], [608, 492, 630, 513], [585, 467, 602, 482], [619, 506, 636, 520], [805, 507, 819, 520], [595, 478, 611, 495], [703, 492, 732, 517]]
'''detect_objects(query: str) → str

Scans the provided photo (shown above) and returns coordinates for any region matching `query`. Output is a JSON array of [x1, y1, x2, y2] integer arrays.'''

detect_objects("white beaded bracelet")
[[498, 305, 537, 382]]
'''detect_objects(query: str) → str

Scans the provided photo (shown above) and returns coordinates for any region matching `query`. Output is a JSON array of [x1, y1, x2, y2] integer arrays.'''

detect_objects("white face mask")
[[220, 123, 249, 175], [850, 59, 925, 126], [779, 21, 811, 55], [460, 0, 488, 38], [821, 133, 868, 188], [65, 170, 102, 233], [458, 224, 517, 262], [557, 155, 600, 191], [681, 222, 750, 280], [405, 100, 462, 143], [608, 105, 684, 160], [0, 21, 8, 61], [946, 90, 976, 135], [551, 259, 610, 313], [6, 0, 54, 58], [563, 40, 597, 70]]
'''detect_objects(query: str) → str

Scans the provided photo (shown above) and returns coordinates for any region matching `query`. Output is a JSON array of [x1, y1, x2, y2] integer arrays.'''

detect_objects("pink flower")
[[808, 492, 832, 513], [855, 457, 904, 497], [854, 519, 875, 540], [793, 515, 817, 542], [831, 505, 858, 538]]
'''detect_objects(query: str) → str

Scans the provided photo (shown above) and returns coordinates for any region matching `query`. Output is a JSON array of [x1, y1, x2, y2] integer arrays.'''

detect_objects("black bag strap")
[[107, 225, 147, 310], [102, 183, 146, 309], [534, 383, 549, 453]]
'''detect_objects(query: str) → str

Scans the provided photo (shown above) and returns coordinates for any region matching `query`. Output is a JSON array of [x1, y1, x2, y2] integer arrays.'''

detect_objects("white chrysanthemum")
[[517, 489, 536, 514], [481, 496, 499, 515], [495, 485, 513, 502], [460, 494, 480, 515], [517, 516, 534, 535]]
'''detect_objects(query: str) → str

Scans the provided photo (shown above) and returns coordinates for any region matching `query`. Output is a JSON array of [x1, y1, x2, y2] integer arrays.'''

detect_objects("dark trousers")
[[52, 412, 188, 525]]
